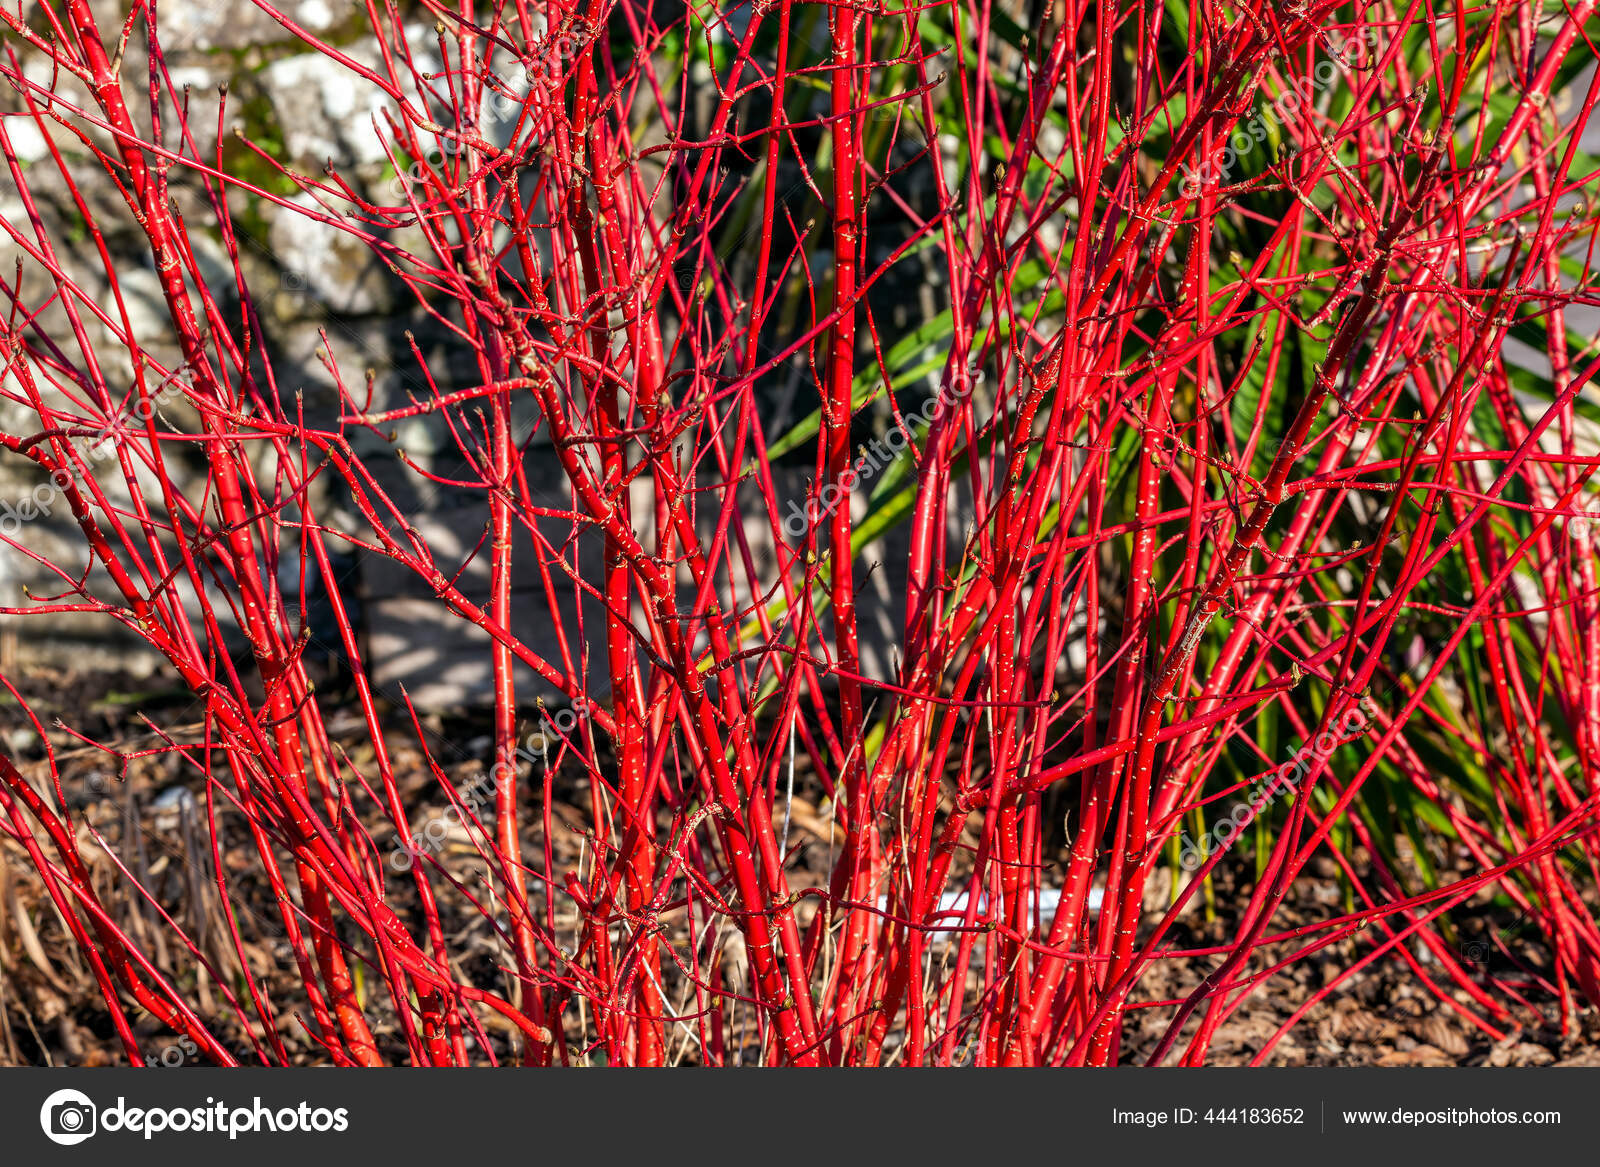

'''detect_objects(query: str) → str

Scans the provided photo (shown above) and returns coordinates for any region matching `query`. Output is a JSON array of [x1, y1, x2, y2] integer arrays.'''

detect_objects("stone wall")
[[0, 2, 961, 706]]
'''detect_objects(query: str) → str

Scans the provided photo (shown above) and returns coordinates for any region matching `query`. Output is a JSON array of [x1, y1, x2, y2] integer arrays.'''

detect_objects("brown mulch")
[[1121, 878, 1600, 1066], [2, 666, 1596, 1066]]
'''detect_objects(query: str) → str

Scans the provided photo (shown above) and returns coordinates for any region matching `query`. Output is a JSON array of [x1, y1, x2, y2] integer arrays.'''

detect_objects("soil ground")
[[3, 666, 1596, 1066]]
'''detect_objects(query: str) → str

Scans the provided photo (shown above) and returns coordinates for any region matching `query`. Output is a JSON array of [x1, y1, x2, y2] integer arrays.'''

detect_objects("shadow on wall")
[[0, 10, 962, 713], [360, 457, 969, 709]]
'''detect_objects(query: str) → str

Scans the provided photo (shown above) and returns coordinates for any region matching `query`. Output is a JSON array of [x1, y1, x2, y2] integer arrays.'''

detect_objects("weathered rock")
[[268, 192, 398, 315], [150, 0, 342, 54], [259, 52, 398, 169]]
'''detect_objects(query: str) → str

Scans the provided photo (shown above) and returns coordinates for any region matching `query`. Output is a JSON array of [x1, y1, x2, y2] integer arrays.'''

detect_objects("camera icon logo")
[[40, 1088, 97, 1146]]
